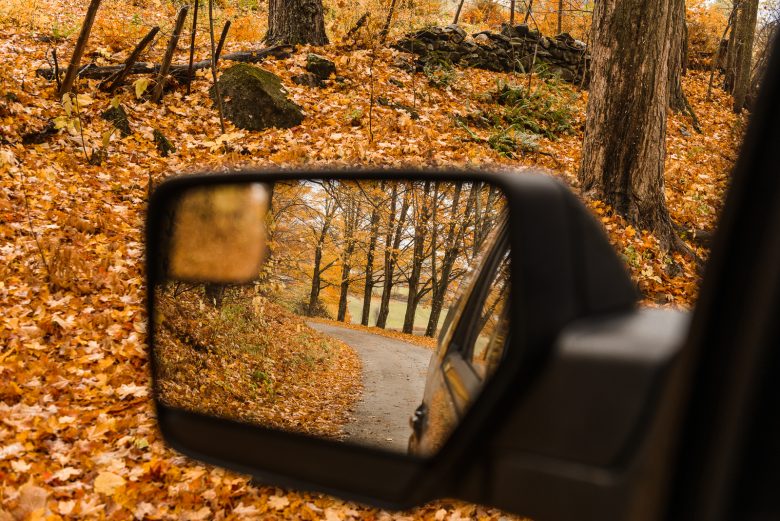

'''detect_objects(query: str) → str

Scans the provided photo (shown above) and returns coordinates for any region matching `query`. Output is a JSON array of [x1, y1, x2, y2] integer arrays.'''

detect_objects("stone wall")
[[394, 24, 590, 86]]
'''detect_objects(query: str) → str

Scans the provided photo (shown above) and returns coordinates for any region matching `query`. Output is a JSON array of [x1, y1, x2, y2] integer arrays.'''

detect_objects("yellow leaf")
[[267, 495, 289, 510], [134, 78, 151, 99], [94, 471, 125, 495]]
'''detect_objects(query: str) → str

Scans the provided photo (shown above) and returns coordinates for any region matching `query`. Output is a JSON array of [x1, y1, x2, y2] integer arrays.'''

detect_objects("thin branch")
[[209, 0, 226, 134], [186, 0, 200, 96], [152, 5, 189, 103], [59, 0, 102, 96], [51, 48, 61, 92], [20, 172, 51, 282], [100, 26, 160, 92]]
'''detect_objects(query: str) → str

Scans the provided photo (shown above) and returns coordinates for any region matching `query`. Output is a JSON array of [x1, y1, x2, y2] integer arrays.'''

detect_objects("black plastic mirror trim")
[[146, 169, 638, 508]]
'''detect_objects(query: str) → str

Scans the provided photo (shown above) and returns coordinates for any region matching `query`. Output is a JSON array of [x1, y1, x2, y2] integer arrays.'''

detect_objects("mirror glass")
[[153, 179, 509, 457]]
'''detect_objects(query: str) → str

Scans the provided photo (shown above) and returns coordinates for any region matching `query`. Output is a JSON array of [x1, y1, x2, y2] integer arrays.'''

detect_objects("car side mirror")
[[147, 169, 678, 517]]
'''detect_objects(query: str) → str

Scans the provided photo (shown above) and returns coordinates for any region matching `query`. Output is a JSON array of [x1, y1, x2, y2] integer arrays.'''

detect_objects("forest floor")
[[155, 288, 362, 440], [0, 0, 744, 519]]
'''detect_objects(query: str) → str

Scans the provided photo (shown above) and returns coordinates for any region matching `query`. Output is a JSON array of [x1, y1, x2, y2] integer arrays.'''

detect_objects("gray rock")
[[305, 53, 336, 81], [212, 64, 304, 131], [153, 129, 175, 157], [292, 72, 324, 88], [101, 104, 131, 137], [443, 24, 467, 43]]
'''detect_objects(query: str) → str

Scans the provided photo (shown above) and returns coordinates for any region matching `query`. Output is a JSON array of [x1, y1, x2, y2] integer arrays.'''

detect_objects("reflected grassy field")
[[346, 295, 449, 335]]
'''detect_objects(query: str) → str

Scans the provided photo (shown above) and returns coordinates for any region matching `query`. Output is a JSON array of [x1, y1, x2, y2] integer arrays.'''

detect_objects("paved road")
[[307, 322, 432, 453]]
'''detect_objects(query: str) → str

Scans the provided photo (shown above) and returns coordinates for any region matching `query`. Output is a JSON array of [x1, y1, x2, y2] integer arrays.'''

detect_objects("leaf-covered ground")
[[155, 287, 362, 439], [308, 318, 438, 350], [0, 0, 742, 518]]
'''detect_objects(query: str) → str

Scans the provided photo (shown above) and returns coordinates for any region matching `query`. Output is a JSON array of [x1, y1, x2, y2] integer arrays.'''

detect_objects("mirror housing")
[[147, 169, 648, 513]]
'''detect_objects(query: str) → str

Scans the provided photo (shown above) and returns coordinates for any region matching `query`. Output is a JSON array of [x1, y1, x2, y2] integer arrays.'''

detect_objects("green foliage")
[[250, 369, 275, 398], [488, 80, 575, 140], [237, 0, 260, 10], [49, 21, 78, 40], [487, 128, 540, 158], [622, 245, 641, 268], [423, 55, 458, 89]]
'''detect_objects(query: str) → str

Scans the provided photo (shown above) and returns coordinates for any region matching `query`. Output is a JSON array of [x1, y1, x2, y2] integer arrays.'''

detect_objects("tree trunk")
[[746, 20, 777, 109], [59, 0, 102, 96], [402, 182, 431, 335], [724, 3, 740, 92], [524, 0, 534, 24], [380, 0, 399, 44], [308, 205, 334, 315], [361, 201, 381, 326], [266, 0, 328, 45], [579, 0, 679, 249], [308, 239, 324, 314], [204, 283, 225, 308], [730, 0, 759, 112], [668, 0, 688, 112], [425, 183, 463, 337], [377, 187, 410, 329], [337, 198, 358, 322], [557, 0, 563, 34], [453, 0, 466, 24]]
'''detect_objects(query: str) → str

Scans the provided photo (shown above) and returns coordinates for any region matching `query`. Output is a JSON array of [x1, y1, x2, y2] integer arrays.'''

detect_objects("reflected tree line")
[[266, 180, 506, 337]]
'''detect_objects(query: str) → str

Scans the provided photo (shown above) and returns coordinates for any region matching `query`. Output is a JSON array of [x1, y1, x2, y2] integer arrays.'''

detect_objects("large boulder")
[[211, 64, 304, 131]]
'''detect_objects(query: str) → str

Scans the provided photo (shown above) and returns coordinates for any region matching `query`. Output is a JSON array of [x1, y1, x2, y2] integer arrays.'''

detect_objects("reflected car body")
[[409, 220, 510, 456]]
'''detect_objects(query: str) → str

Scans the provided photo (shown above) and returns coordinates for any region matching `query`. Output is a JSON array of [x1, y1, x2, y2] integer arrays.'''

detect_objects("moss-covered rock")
[[101, 104, 131, 137], [211, 64, 304, 131], [305, 54, 336, 81]]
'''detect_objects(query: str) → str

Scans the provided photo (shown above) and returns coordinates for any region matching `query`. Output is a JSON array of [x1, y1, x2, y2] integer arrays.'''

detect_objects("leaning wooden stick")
[[215, 20, 231, 64], [208, 0, 225, 133], [100, 26, 159, 92], [52, 49, 61, 92], [152, 5, 189, 103], [59, 0, 102, 96], [186, 0, 199, 96]]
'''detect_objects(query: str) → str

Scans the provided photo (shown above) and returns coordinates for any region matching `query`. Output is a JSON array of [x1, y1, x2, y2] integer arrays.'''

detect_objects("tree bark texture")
[[266, 0, 328, 46], [307, 203, 335, 315], [337, 198, 358, 322], [361, 203, 381, 326], [425, 183, 467, 337], [746, 20, 778, 109], [579, 0, 679, 248], [59, 0, 102, 96], [729, 0, 759, 112], [152, 5, 189, 103], [402, 182, 432, 335], [377, 187, 409, 329], [668, 0, 689, 112]]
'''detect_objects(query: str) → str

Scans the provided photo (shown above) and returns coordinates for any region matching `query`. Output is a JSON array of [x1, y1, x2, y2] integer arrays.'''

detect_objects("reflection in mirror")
[[153, 179, 509, 457]]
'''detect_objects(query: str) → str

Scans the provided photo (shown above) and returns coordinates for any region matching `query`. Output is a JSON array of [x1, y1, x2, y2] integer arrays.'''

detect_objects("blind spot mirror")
[[167, 183, 269, 282], [153, 178, 509, 457]]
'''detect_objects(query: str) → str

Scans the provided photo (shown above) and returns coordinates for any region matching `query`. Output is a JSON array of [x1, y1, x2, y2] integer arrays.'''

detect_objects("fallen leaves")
[[93, 471, 125, 495], [0, 0, 739, 518], [154, 287, 363, 439]]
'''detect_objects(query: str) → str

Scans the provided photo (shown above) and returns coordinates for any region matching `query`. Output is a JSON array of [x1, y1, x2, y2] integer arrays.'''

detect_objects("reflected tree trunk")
[[307, 200, 335, 315], [403, 181, 432, 335], [361, 195, 381, 326], [425, 183, 464, 337], [337, 196, 359, 322], [377, 186, 410, 329]]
